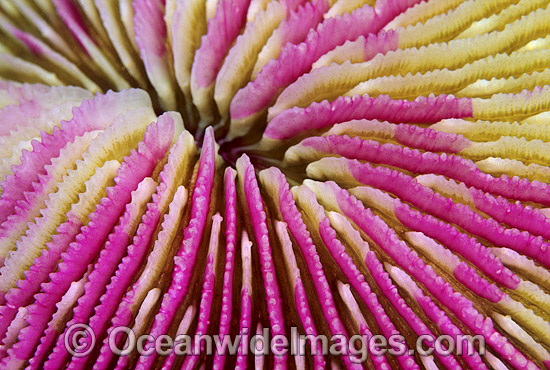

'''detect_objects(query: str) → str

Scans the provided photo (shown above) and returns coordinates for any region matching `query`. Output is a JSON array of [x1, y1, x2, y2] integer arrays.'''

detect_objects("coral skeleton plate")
[[0, 0, 549, 369]]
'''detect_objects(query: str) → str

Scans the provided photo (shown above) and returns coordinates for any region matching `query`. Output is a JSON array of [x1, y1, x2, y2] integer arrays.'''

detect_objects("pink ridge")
[[0, 118, 172, 368], [327, 182, 536, 370], [212, 168, 238, 370], [277, 0, 329, 49], [361, 248, 463, 370], [231, 0, 426, 121], [180, 214, 222, 370], [63, 116, 177, 370], [362, 29, 400, 62], [470, 187, 550, 241], [133, 0, 175, 110], [158, 305, 196, 370], [12, 28, 46, 56], [0, 220, 81, 340], [48, 183, 170, 370], [330, 152, 550, 269], [192, 0, 251, 89], [403, 230, 504, 303], [265, 94, 473, 140], [453, 262, 504, 303], [313, 207, 415, 370], [390, 266, 488, 370], [0, 306, 26, 361], [277, 222, 325, 370], [304, 133, 550, 206], [395, 202, 519, 289], [334, 157, 521, 288], [52, 0, 92, 54], [91, 129, 193, 370], [281, 0, 309, 13], [43, 176, 153, 370], [27, 269, 92, 370], [133, 0, 167, 58], [0, 90, 140, 227], [134, 127, 217, 370], [266, 167, 362, 370], [92, 187, 187, 370], [231, 5, 387, 120], [238, 155, 287, 370], [394, 123, 470, 153]]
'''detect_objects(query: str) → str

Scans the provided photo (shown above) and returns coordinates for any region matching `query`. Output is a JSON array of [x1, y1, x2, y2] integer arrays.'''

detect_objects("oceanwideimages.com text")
[[65, 323, 486, 363]]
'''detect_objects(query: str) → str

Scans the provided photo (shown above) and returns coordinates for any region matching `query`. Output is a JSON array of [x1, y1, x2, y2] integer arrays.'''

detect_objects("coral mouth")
[[0, 0, 550, 370]]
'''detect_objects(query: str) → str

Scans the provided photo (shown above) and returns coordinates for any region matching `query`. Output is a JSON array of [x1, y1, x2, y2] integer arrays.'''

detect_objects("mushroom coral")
[[0, 0, 549, 369]]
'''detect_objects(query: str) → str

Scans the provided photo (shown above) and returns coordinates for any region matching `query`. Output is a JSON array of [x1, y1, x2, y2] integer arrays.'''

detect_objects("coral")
[[0, 1, 549, 369]]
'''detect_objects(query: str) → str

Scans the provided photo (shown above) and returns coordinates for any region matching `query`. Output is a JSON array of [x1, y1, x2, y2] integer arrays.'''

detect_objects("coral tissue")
[[0, 0, 549, 369]]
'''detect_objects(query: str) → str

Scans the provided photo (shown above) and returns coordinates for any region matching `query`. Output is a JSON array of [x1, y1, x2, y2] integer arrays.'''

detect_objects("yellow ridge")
[[0, 107, 155, 293], [431, 119, 550, 142], [460, 136, 550, 165], [384, 0, 466, 30], [347, 49, 550, 99], [270, 5, 550, 119], [476, 157, 550, 184]]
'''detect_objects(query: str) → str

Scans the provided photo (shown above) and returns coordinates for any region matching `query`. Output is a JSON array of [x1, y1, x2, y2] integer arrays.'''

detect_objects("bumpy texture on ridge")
[[0, 1, 549, 369]]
